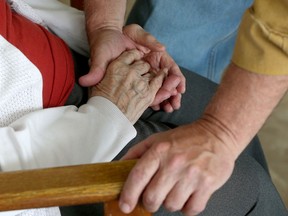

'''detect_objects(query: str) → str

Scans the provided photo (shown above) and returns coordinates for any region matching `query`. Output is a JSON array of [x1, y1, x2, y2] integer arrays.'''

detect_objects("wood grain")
[[0, 160, 136, 211], [105, 199, 151, 216]]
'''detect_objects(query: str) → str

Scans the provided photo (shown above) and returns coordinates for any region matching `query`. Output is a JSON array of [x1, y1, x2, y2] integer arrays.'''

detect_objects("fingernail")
[[120, 202, 131, 214]]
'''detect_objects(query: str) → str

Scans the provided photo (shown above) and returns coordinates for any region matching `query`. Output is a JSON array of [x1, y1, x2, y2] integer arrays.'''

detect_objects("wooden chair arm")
[[0, 160, 151, 216]]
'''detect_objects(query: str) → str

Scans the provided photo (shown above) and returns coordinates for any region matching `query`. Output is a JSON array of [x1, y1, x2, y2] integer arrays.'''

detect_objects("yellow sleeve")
[[232, 0, 288, 75]]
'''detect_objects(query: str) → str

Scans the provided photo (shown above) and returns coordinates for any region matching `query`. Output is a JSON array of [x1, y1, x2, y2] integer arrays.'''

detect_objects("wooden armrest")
[[0, 160, 151, 216]]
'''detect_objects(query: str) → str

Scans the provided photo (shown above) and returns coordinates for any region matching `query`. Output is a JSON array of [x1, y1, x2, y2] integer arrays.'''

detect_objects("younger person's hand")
[[119, 121, 237, 215], [141, 51, 186, 113]]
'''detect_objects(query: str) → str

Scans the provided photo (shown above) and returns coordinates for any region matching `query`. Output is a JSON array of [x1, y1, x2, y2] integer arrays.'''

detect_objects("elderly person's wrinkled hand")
[[89, 49, 167, 124]]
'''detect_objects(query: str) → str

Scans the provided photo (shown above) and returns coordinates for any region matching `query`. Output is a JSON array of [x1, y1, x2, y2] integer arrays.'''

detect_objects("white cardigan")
[[0, 1, 136, 215], [1, 0, 136, 173]]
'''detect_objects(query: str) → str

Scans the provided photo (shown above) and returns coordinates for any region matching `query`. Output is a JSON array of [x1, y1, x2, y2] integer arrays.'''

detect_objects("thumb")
[[78, 64, 105, 87], [123, 24, 165, 52], [78, 46, 112, 87]]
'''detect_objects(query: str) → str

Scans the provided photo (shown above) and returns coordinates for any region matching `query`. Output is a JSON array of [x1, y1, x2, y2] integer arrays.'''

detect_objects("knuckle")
[[144, 33, 156, 42], [142, 194, 160, 212], [127, 68, 135, 77], [130, 167, 146, 182], [187, 164, 201, 179], [142, 61, 151, 70], [153, 142, 170, 154], [165, 201, 182, 212], [108, 61, 121, 72], [134, 62, 150, 72], [190, 203, 206, 214], [168, 153, 187, 170], [203, 174, 214, 188], [127, 49, 140, 57]]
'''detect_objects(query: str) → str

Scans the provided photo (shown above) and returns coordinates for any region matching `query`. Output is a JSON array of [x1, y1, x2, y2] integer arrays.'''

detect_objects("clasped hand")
[[90, 49, 166, 124], [79, 24, 186, 112]]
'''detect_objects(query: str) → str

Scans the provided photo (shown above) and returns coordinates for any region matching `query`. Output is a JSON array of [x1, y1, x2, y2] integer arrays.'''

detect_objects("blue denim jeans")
[[127, 0, 253, 83]]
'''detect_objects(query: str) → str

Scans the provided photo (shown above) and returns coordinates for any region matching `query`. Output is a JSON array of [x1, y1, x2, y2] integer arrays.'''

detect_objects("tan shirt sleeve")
[[232, 0, 288, 75]]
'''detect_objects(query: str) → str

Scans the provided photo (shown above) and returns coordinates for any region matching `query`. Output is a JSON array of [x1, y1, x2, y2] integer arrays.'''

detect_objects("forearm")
[[201, 64, 288, 158], [84, 0, 127, 33]]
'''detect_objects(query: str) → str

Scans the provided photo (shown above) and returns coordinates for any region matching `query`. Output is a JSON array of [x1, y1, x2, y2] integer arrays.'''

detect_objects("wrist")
[[84, 0, 126, 35], [201, 63, 288, 157], [86, 20, 123, 34], [197, 116, 240, 160]]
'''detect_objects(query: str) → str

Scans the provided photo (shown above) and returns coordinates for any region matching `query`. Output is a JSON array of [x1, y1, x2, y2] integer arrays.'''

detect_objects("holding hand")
[[80, 24, 185, 112], [79, 24, 165, 87], [90, 49, 167, 124]]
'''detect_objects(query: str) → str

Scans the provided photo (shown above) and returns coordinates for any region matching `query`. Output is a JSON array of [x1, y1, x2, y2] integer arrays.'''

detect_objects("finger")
[[151, 89, 172, 107], [149, 68, 168, 96], [162, 74, 181, 94], [164, 172, 199, 212], [130, 60, 151, 76], [79, 45, 116, 87], [121, 138, 154, 160], [161, 100, 174, 113], [171, 93, 182, 110], [169, 65, 186, 94], [151, 104, 161, 111], [79, 65, 105, 87], [150, 74, 180, 106], [141, 167, 178, 212], [162, 94, 182, 112], [142, 70, 157, 80], [116, 49, 144, 65], [152, 93, 181, 113], [119, 150, 161, 214], [135, 44, 151, 54], [123, 24, 165, 52], [182, 187, 214, 215], [177, 78, 186, 94]]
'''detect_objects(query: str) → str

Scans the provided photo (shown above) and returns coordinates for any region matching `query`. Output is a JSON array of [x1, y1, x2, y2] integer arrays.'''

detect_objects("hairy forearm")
[[201, 64, 288, 158], [84, 0, 127, 33]]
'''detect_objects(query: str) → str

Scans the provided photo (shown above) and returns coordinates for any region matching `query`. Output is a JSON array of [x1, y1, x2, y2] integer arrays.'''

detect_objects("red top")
[[0, 0, 75, 107]]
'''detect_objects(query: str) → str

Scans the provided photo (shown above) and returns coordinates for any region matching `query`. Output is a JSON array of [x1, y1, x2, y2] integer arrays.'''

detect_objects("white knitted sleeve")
[[6, 0, 47, 28], [0, 36, 43, 127], [0, 208, 61, 216]]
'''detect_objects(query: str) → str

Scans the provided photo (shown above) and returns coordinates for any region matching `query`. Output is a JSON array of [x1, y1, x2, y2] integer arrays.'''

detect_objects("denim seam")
[[208, 27, 239, 81]]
